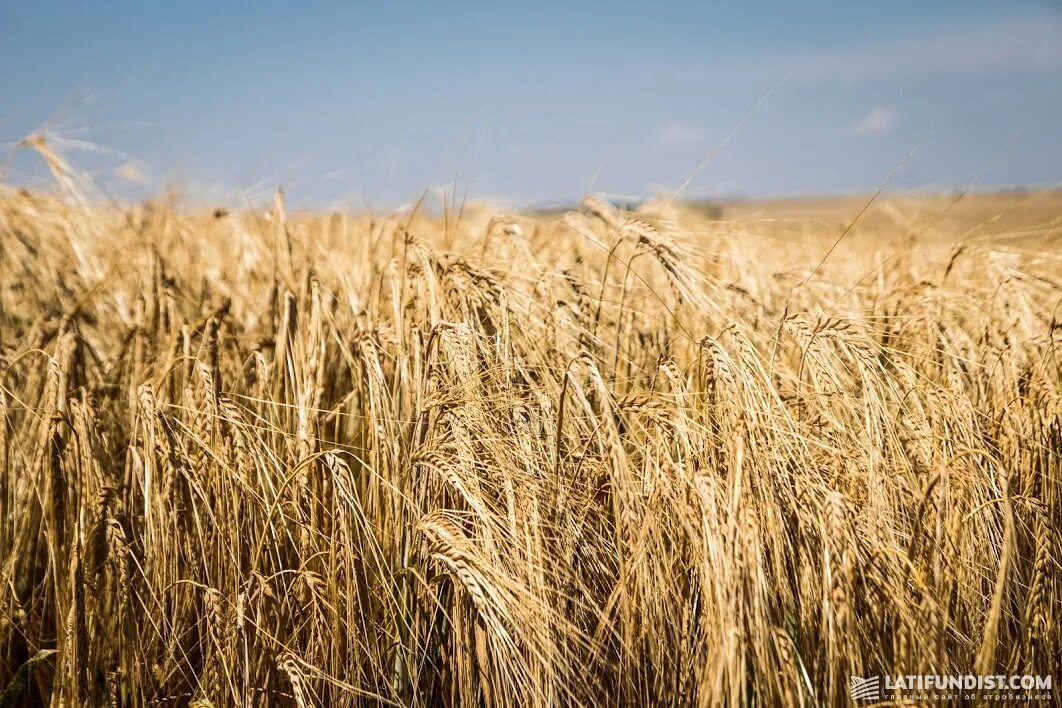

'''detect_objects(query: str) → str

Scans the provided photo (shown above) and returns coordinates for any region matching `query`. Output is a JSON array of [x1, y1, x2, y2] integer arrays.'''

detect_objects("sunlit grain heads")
[[1, 187, 1060, 705]]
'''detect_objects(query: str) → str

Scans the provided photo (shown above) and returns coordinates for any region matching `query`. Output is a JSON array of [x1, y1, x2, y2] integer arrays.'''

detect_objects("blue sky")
[[2, 1, 1061, 208]]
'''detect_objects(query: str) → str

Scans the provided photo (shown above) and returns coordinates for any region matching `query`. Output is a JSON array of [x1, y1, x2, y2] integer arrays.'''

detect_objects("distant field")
[[1, 186, 1059, 706], [720, 189, 1062, 235]]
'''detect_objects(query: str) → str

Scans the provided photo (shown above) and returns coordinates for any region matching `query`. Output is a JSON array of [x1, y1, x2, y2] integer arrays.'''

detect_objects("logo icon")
[[850, 675, 880, 701]]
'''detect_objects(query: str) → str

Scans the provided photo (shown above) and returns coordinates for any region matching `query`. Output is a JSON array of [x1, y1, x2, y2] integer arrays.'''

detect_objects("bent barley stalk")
[[0, 182, 1059, 706]]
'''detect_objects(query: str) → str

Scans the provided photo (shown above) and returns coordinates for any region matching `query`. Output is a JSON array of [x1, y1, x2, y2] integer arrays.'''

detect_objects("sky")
[[1, 1, 1061, 208]]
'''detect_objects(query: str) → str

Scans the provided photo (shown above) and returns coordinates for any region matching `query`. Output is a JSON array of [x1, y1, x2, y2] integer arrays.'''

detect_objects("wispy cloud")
[[790, 16, 1062, 82], [655, 122, 704, 146], [855, 106, 898, 135], [648, 15, 1062, 84]]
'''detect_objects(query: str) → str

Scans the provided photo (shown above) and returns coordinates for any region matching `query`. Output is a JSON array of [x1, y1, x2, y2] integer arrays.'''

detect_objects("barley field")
[[0, 181, 1059, 705]]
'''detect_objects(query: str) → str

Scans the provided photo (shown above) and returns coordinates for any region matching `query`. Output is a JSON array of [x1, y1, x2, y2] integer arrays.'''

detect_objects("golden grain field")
[[0, 182, 1059, 705]]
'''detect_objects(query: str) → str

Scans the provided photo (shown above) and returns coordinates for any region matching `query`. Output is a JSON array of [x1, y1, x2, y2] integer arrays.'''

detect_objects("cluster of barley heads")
[[0, 186, 1058, 705]]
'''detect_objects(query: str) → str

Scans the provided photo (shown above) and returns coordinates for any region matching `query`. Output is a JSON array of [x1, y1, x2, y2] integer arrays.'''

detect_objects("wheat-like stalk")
[[0, 183, 1059, 705]]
